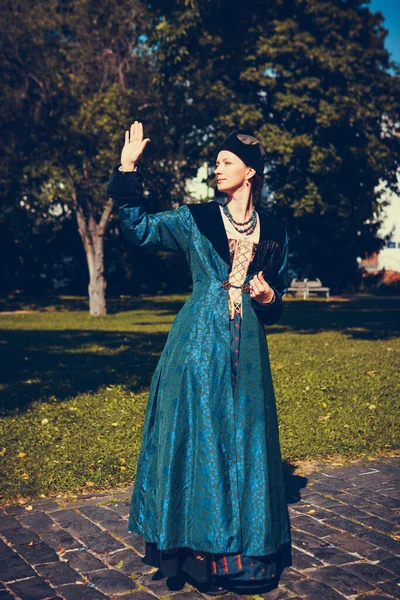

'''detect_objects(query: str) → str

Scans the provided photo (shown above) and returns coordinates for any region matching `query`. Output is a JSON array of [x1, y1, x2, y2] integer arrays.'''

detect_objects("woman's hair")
[[237, 133, 265, 205]]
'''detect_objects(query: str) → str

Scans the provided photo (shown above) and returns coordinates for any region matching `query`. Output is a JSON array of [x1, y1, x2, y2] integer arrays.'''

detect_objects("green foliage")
[[146, 0, 400, 290], [0, 294, 399, 501], [1, 0, 400, 297]]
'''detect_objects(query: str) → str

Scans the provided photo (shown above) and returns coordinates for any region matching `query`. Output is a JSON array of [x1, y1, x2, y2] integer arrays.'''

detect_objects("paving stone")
[[13, 540, 59, 564], [363, 548, 398, 562], [3, 504, 37, 517], [357, 515, 400, 534], [291, 515, 338, 538], [311, 477, 356, 491], [140, 570, 192, 595], [99, 518, 130, 538], [312, 546, 358, 565], [285, 577, 347, 599], [290, 504, 334, 520], [257, 587, 292, 599], [307, 565, 375, 594], [378, 556, 400, 577], [103, 548, 153, 575], [0, 590, 16, 600], [0, 550, 37, 582], [113, 593, 157, 600], [356, 502, 400, 523], [356, 528, 400, 553], [291, 530, 332, 551], [83, 530, 125, 554], [126, 531, 146, 556], [323, 532, 376, 554], [353, 595, 398, 600], [51, 509, 103, 538], [377, 578, 400, 597], [8, 575, 55, 599], [40, 528, 82, 552], [35, 560, 84, 585], [341, 562, 395, 584], [78, 505, 123, 523], [63, 549, 106, 573], [0, 516, 22, 532], [104, 501, 130, 518], [18, 512, 59, 534], [291, 548, 324, 570], [0, 540, 14, 559], [336, 493, 373, 508], [330, 504, 373, 520], [85, 567, 137, 593], [365, 492, 400, 510], [323, 516, 367, 535], [277, 567, 304, 583], [1, 525, 41, 546], [170, 592, 206, 600], [55, 584, 108, 599]]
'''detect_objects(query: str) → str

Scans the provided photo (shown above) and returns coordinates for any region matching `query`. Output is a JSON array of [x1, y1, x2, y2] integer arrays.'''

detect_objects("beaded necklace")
[[223, 203, 257, 235]]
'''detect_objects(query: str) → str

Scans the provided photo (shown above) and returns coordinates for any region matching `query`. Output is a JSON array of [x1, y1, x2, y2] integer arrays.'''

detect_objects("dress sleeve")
[[106, 165, 192, 252], [251, 227, 289, 325]]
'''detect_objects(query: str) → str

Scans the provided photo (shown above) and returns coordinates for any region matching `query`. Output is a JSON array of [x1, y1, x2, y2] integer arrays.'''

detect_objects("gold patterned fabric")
[[220, 205, 260, 319]]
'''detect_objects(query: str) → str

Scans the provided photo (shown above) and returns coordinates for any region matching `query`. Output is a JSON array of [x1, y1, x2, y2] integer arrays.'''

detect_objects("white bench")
[[287, 278, 330, 299]]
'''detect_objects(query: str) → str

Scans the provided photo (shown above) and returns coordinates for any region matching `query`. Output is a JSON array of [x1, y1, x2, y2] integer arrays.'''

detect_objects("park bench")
[[287, 278, 330, 299], [306, 277, 330, 298], [287, 278, 308, 299]]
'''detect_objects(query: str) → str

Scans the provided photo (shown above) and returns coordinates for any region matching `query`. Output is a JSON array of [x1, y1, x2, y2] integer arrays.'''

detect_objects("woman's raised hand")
[[120, 121, 150, 169]]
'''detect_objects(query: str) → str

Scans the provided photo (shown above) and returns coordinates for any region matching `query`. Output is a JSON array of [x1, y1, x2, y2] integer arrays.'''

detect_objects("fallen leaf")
[[25, 506, 33, 511], [21, 473, 29, 479], [41, 418, 49, 425], [307, 509, 316, 514], [116, 560, 124, 569], [18, 452, 26, 458], [366, 371, 377, 377], [368, 405, 376, 410]]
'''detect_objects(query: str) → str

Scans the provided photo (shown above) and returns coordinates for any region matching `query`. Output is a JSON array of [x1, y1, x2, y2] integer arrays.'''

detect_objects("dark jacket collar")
[[187, 200, 285, 271]]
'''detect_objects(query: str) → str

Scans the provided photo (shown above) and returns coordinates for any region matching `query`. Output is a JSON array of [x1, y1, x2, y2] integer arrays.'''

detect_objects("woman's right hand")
[[120, 121, 150, 169]]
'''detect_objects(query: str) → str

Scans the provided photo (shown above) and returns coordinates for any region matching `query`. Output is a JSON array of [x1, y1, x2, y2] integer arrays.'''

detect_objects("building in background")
[[359, 170, 400, 274]]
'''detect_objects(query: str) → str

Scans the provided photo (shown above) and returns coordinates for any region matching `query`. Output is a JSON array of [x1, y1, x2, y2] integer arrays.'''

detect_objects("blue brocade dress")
[[140, 208, 292, 588]]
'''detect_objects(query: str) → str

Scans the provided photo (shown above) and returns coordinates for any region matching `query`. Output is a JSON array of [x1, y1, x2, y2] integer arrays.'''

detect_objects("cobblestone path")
[[1, 457, 399, 600]]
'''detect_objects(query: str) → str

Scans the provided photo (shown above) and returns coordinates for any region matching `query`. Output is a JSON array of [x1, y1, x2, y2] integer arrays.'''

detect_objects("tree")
[[1, 0, 155, 314], [146, 0, 400, 290]]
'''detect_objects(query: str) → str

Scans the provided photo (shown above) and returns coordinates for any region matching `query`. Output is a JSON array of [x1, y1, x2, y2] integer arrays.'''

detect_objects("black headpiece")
[[216, 129, 265, 177]]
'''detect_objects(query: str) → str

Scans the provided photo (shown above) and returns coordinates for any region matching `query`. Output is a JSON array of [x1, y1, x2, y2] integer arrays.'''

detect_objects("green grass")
[[0, 294, 399, 503]]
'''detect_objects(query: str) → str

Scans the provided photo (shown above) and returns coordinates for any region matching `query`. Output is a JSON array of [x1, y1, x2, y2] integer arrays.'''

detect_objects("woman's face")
[[214, 150, 252, 195]]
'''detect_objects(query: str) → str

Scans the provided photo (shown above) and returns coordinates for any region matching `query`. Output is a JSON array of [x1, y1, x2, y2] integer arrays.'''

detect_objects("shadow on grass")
[[273, 296, 400, 340], [0, 329, 168, 416], [1, 295, 399, 416], [0, 295, 187, 315]]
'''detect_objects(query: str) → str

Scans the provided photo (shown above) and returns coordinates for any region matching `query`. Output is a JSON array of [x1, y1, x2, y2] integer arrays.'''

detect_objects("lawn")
[[0, 294, 399, 503]]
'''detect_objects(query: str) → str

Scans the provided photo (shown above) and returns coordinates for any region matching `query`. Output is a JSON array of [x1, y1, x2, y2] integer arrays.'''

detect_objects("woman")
[[106, 121, 292, 596]]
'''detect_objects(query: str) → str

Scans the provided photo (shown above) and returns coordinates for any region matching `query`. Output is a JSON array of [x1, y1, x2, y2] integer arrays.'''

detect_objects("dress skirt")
[[139, 312, 292, 588]]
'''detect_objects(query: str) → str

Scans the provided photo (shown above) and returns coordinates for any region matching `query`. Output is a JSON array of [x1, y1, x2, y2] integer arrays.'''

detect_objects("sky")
[[368, 0, 400, 65]]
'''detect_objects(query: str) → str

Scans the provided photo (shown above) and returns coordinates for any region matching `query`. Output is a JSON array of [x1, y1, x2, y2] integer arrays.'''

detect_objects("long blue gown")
[[106, 165, 292, 587]]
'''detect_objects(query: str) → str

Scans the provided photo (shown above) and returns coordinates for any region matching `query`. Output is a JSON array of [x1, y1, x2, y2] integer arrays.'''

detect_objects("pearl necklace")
[[223, 204, 257, 235]]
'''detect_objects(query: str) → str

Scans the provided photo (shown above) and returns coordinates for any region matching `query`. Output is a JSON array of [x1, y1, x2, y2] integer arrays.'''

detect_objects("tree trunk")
[[87, 234, 107, 316], [73, 195, 114, 316]]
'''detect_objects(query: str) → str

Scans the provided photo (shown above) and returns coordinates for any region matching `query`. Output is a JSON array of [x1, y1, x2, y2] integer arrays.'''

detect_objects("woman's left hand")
[[249, 271, 275, 304]]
